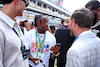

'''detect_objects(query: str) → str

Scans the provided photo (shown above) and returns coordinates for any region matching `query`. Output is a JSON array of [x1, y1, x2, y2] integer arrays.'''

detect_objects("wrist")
[[54, 52, 60, 57], [29, 57, 32, 60]]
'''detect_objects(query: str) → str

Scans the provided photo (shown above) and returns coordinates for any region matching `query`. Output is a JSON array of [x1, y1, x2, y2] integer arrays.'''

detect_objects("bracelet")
[[54, 52, 60, 57]]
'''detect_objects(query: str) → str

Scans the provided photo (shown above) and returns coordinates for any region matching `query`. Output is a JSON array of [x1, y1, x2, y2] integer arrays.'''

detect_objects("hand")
[[30, 57, 40, 65], [50, 45, 60, 54]]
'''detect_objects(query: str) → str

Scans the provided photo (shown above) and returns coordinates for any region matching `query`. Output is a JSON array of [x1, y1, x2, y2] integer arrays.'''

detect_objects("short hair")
[[50, 25, 55, 30], [71, 8, 93, 28], [0, 0, 13, 4], [31, 21, 34, 25], [34, 15, 48, 27], [61, 19, 64, 24], [85, 0, 100, 10]]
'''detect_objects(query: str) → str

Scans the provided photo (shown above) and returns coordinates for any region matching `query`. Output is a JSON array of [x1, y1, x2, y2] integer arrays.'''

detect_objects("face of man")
[[86, 6, 98, 25], [67, 17, 75, 37], [16, 0, 26, 16], [37, 17, 48, 33]]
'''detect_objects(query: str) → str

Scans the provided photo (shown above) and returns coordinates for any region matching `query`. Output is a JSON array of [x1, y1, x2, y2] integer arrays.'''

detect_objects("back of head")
[[61, 19, 64, 25], [71, 8, 93, 28], [50, 25, 55, 31], [85, 0, 100, 10], [0, 0, 13, 4]]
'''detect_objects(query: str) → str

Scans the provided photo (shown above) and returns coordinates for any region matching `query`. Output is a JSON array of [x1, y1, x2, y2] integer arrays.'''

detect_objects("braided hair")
[[34, 15, 48, 27]]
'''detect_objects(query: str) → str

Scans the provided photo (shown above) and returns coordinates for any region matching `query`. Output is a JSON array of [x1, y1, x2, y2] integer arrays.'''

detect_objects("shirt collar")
[[73, 30, 92, 44], [75, 30, 91, 40], [0, 11, 16, 28], [79, 30, 91, 36]]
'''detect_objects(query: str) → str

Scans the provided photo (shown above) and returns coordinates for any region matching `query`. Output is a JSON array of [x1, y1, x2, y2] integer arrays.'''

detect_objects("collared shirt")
[[66, 30, 100, 67], [0, 11, 29, 67]]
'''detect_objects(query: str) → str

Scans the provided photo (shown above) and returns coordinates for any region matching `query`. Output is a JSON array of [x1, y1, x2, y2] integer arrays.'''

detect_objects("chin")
[[46, 28, 48, 30], [17, 12, 23, 16], [19, 14, 23, 16]]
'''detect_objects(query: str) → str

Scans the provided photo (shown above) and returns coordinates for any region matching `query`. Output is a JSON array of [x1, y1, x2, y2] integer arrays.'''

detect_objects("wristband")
[[54, 52, 60, 57]]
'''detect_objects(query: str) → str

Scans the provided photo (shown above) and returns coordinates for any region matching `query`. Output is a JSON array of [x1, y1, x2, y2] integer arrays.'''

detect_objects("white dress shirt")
[[0, 11, 29, 67]]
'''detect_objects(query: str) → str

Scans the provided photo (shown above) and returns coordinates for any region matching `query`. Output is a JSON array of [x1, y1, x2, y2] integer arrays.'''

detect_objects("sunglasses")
[[22, 0, 29, 7]]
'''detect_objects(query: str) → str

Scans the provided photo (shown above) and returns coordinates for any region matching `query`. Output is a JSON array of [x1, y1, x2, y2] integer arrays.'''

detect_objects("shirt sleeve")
[[66, 50, 84, 67], [0, 29, 4, 67]]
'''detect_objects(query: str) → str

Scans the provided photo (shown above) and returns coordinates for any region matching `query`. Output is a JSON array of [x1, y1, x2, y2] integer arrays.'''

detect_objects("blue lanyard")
[[12, 28, 27, 60]]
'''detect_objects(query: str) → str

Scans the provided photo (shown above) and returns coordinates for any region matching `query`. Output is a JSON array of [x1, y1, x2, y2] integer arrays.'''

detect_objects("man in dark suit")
[[55, 28, 74, 67]]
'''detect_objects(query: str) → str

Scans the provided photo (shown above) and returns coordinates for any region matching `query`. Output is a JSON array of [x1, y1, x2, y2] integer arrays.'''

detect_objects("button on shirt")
[[0, 11, 29, 67]]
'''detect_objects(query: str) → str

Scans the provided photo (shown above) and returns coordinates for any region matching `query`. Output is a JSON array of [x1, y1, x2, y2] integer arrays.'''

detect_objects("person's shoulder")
[[46, 31, 55, 38], [28, 29, 35, 33], [68, 40, 87, 52], [56, 27, 69, 31], [0, 19, 6, 28], [67, 44, 84, 56], [55, 28, 70, 35], [25, 29, 36, 37], [0, 19, 10, 34], [46, 30, 53, 35], [69, 36, 100, 52]]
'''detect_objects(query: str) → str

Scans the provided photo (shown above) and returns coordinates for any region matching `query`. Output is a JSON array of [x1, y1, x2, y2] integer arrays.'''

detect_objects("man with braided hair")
[[25, 15, 60, 67]]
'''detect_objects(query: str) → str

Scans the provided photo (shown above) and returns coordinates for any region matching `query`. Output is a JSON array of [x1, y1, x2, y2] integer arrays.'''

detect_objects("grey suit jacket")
[[66, 30, 100, 67]]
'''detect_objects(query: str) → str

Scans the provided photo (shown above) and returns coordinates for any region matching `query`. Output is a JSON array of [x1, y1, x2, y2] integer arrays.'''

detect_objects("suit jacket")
[[55, 28, 74, 64], [66, 30, 100, 67]]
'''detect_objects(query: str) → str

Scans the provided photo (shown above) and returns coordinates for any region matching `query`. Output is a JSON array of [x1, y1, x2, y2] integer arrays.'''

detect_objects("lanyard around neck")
[[36, 29, 46, 52], [12, 28, 22, 41], [12, 28, 28, 60], [18, 28, 21, 37]]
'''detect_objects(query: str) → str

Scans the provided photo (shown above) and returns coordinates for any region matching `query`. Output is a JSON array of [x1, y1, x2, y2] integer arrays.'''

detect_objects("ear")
[[13, 0, 18, 5], [72, 19, 76, 27]]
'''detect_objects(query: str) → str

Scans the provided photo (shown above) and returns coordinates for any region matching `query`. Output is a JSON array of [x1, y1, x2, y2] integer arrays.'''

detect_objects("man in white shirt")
[[66, 8, 100, 67], [0, 0, 29, 67], [25, 15, 60, 67]]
